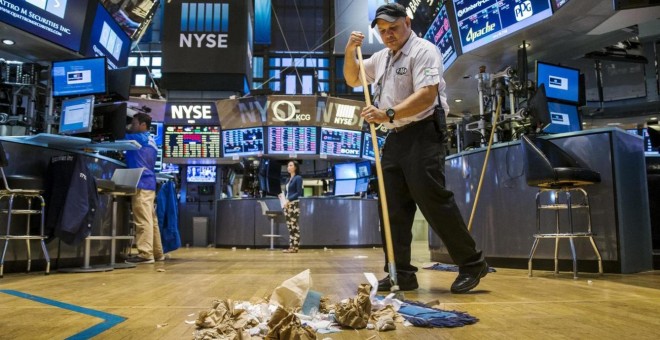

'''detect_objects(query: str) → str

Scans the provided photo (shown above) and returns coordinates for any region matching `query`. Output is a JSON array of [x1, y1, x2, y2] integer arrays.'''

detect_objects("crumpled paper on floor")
[[270, 269, 312, 311], [333, 283, 372, 329], [193, 299, 257, 340], [370, 305, 403, 332], [266, 306, 316, 339]]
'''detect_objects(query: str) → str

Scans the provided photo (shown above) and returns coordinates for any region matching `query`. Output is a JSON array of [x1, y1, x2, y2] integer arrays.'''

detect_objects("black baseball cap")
[[371, 3, 408, 28]]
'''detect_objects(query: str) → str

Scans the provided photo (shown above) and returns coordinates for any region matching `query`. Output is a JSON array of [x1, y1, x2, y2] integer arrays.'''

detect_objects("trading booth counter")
[[215, 197, 382, 248], [0, 136, 130, 272], [431, 128, 653, 273]]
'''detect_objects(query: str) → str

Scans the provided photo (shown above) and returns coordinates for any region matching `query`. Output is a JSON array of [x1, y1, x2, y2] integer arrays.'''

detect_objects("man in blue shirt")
[[125, 112, 164, 264]]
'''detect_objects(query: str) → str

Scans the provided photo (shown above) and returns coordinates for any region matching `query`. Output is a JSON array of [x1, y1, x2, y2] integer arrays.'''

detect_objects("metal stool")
[[521, 135, 603, 279], [258, 200, 282, 250], [0, 142, 50, 278]]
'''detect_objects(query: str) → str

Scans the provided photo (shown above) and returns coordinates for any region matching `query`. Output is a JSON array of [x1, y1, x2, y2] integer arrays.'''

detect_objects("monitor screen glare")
[[59, 95, 95, 135], [164, 126, 221, 158], [268, 126, 318, 154], [320, 127, 362, 158], [187, 165, 217, 183], [223, 127, 265, 157], [543, 102, 581, 134], [52, 57, 107, 97], [362, 132, 386, 160]]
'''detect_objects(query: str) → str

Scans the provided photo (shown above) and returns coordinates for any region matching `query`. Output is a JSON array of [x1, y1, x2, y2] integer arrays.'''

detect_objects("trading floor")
[[1, 240, 659, 339]]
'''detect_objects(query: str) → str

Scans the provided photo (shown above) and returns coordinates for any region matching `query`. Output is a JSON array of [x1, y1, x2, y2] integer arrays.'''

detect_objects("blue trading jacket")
[[125, 132, 158, 191], [156, 180, 181, 253]]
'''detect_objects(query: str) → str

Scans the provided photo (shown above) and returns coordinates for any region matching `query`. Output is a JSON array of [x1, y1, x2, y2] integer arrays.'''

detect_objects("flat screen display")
[[267, 126, 318, 155], [536, 61, 580, 103], [453, 0, 552, 53], [101, 0, 159, 41], [0, 0, 89, 52], [149, 122, 163, 171], [356, 160, 372, 178], [52, 57, 107, 97], [222, 127, 265, 157], [625, 128, 654, 153], [422, 3, 458, 70], [334, 162, 357, 180], [187, 165, 217, 183], [160, 163, 180, 174], [83, 3, 131, 69], [320, 127, 362, 158], [542, 102, 581, 134], [362, 132, 386, 160], [164, 125, 221, 158], [334, 179, 357, 196], [59, 95, 95, 135]]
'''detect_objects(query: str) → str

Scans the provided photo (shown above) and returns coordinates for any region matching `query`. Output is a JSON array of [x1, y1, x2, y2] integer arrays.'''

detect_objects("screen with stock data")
[[268, 126, 318, 155], [164, 125, 221, 158], [222, 127, 265, 157], [320, 127, 362, 158]]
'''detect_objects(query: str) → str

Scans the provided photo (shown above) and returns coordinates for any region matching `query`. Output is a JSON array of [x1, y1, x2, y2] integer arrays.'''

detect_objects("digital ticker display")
[[422, 4, 458, 70], [362, 132, 386, 161], [164, 125, 221, 158], [453, 0, 552, 53], [222, 127, 265, 157], [268, 126, 318, 155], [320, 127, 362, 158]]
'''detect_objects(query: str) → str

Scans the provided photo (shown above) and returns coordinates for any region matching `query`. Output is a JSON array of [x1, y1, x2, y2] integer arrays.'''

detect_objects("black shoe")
[[450, 261, 488, 294], [125, 256, 155, 264], [377, 273, 419, 291]]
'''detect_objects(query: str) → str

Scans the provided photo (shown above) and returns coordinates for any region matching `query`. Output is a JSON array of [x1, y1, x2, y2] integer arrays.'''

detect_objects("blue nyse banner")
[[0, 0, 90, 52]]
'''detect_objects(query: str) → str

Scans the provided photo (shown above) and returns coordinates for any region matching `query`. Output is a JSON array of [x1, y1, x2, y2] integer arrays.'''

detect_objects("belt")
[[391, 114, 434, 133]]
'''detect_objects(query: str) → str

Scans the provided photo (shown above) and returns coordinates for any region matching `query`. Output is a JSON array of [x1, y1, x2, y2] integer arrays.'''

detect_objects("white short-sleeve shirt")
[[362, 31, 449, 129]]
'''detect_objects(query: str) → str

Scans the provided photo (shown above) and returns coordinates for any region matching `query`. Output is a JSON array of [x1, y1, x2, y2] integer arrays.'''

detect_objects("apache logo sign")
[[179, 2, 229, 48], [25, 0, 67, 18], [465, 21, 496, 43]]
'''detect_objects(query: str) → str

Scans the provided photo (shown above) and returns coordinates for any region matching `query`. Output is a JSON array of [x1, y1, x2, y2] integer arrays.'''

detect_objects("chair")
[[520, 135, 603, 279], [60, 168, 143, 273], [258, 200, 282, 250], [0, 142, 50, 278]]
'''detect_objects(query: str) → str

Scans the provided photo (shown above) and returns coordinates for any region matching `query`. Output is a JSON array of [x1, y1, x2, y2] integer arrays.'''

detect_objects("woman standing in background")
[[282, 160, 303, 253]]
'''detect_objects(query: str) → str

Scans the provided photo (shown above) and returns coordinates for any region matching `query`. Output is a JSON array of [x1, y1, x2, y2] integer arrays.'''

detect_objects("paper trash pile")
[[191, 270, 408, 339]]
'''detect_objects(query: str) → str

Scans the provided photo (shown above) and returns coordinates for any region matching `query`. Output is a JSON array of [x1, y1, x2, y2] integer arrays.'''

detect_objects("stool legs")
[[528, 188, 603, 278], [0, 193, 50, 278]]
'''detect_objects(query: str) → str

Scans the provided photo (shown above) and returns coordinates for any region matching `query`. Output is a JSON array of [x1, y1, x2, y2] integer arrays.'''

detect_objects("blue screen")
[[0, 0, 89, 52], [422, 4, 458, 71], [536, 62, 580, 103], [362, 132, 386, 160], [84, 3, 131, 69], [543, 102, 581, 134], [320, 127, 362, 158], [334, 162, 357, 180], [52, 57, 107, 97], [355, 177, 370, 193], [187, 165, 217, 183], [267, 126, 318, 155], [222, 127, 265, 157], [59, 95, 94, 135], [453, 0, 552, 53], [356, 161, 371, 178]]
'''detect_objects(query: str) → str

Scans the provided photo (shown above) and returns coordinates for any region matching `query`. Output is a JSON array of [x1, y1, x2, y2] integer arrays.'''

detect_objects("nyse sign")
[[168, 103, 219, 124]]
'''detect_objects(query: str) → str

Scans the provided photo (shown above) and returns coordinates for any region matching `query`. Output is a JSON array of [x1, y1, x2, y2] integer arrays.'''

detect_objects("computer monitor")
[[362, 132, 386, 160], [536, 61, 580, 103], [647, 125, 660, 152], [52, 57, 107, 97], [59, 95, 95, 135], [222, 127, 265, 157], [258, 159, 283, 196], [527, 84, 552, 133], [164, 125, 221, 159], [102, 67, 132, 102], [356, 160, 372, 178], [267, 126, 318, 155], [320, 127, 362, 158], [333, 179, 357, 196], [91, 102, 128, 141], [186, 165, 217, 183], [149, 122, 163, 171], [543, 102, 582, 134], [83, 3, 131, 69]]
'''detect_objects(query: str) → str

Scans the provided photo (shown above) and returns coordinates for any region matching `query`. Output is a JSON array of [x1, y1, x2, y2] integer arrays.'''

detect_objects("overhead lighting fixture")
[[454, 99, 462, 103], [518, 42, 530, 49], [2, 39, 15, 45]]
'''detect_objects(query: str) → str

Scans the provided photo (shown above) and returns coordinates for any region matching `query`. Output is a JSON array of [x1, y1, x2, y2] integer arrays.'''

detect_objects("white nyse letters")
[[171, 105, 212, 120]]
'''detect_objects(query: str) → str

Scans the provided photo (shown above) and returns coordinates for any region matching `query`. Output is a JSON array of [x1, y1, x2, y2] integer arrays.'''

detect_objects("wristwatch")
[[385, 108, 395, 123]]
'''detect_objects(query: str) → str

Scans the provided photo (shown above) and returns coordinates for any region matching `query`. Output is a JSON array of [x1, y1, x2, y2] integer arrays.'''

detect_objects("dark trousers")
[[379, 120, 482, 275]]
